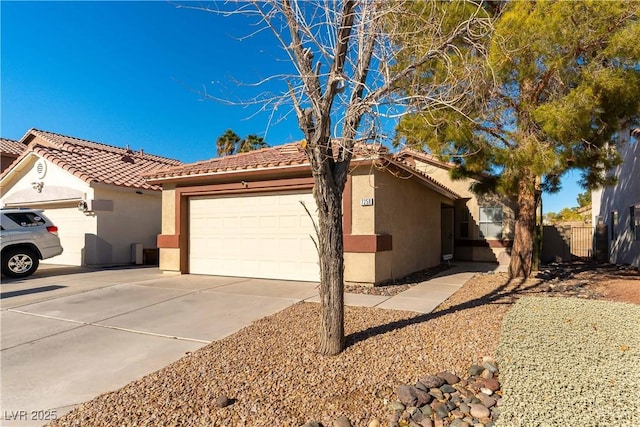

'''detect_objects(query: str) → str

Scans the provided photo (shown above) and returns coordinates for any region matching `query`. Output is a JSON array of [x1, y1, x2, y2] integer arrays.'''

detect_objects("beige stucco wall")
[[412, 159, 514, 265], [349, 169, 375, 235], [161, 186, 177, 235], [344, 252, 376, 284], [374, 169, 449, 281], [158, 185, 181, 272], [160, 248, 181, 272], [344, 166, 456, 285]]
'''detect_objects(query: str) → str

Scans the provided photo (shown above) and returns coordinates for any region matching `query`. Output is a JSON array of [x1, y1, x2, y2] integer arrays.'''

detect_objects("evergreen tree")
[[395, 1, 640, 278]]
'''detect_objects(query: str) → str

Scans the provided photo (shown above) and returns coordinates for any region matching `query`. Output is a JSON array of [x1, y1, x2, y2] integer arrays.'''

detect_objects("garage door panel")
[[40, 207, 89, 266], [189, 192, 319, 281]]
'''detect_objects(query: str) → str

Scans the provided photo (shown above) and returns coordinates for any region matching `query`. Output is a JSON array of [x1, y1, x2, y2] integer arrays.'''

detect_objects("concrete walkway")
[[1, 262, 504, 426], [308, 262, 507, 313]]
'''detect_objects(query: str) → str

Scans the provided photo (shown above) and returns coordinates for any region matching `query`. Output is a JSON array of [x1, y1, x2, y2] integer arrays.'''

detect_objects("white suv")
[[1, 208, 64, 278]]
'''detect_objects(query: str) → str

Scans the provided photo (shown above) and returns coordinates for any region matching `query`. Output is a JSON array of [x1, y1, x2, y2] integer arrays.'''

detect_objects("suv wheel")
[[2, 247, 40, 278]]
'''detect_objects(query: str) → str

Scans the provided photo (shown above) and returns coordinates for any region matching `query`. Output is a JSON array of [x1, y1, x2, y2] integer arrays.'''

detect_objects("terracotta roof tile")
[[0, 138, 27, 156], [3, 129, 181, 191], [396, 148, 458, 170], [144, 141, 459, 199], [145, 141, 388, 181], [145, 142, 309, 180]]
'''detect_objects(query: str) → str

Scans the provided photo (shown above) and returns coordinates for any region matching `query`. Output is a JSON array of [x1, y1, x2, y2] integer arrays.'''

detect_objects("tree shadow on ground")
[[345, 275, 531, 349], [345, 261, 614, 349]]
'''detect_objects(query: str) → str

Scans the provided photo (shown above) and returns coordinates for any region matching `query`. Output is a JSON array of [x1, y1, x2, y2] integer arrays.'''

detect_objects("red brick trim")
[[344, 234, 392, 253], [157, 234, 180, 248], [175, 177, 315, 198]]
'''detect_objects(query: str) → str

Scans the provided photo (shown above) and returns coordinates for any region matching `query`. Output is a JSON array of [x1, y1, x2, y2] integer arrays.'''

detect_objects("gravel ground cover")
[[49, 263, 639, 427], [50, 272, 515, 427], [495, 297, 640, 427]]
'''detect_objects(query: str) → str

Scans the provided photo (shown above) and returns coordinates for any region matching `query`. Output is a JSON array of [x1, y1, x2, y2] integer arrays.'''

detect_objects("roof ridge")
[[397, 148, 456, 168], [31, 128, 128, 152], [29, 129, 181, 164]]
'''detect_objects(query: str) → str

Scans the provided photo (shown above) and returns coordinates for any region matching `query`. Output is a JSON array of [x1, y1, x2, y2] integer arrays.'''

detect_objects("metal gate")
[[570, 226, 594, 259]]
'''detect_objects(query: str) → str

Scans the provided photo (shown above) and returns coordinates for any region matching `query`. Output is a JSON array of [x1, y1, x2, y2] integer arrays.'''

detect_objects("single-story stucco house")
[[592, 127, 640, 268], [0, 129, 182, 266], [145, 143, 514, 285]]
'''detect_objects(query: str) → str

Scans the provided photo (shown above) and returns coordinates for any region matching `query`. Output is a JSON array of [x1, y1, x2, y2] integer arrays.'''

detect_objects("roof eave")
[[0, 151, 40, 184], [386, 158, 461, 200], [145, 163, 313, 185]]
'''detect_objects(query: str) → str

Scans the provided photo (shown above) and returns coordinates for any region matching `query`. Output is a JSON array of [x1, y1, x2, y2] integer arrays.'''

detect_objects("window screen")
[[479, 206, 503, 239]]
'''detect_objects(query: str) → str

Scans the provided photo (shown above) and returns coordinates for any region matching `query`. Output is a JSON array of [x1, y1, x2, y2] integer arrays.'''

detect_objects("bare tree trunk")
[[509, 176, 536, 278], [314, 168, 346, 356]]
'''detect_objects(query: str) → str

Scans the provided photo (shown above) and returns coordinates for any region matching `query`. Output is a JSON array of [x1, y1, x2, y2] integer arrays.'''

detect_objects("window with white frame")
[[631, 205, 640, 241], [479, 206, 503, 239]]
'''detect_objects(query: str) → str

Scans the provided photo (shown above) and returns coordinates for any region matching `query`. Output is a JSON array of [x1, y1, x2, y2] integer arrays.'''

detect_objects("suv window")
[[5, 212, 46, 227]]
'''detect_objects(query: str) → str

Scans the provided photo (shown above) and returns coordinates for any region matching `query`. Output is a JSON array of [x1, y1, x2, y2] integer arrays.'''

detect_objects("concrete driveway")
[[1, 266, 320, 426]]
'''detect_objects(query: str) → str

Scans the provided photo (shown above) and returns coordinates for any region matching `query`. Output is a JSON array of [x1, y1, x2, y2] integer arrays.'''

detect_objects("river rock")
[[469, 403, 491, 419], [437, 371, 461, 385], [419, 375, 446, 389], [469, 365, 484, 376], [397, 385, 432, 407], [476, 392, 497, 408]]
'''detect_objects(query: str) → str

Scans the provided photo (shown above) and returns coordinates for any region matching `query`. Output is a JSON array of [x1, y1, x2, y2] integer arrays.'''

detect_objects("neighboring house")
[[592, 127, 640, 268], [1, 137, 27, 173], [0, 129, 182, 266], [145, 143, 514, 285]]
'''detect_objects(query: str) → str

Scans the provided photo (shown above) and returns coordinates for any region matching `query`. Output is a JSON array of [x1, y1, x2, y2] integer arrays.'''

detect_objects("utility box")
[[130, 243, 143, 265]]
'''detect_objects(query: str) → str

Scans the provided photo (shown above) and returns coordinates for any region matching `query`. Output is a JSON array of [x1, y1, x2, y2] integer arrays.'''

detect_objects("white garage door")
[[40, 207, 87, 266], [189, 191, 319, 281]]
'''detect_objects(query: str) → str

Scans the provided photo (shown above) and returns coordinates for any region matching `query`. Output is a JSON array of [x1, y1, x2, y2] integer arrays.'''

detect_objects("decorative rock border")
[[299, 357, 501, 427], [386, 357, 502, 427]]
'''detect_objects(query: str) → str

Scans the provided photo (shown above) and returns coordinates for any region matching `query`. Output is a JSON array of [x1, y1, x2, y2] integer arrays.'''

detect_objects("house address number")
[[360, 198, 374, 206]]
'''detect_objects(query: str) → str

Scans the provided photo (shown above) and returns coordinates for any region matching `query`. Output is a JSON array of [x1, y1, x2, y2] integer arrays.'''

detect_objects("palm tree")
[[216, 130, 240, 156], [237, 134, 268, 153]]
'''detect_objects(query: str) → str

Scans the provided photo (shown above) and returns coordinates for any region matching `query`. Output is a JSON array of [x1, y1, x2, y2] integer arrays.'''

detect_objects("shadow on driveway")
[[1, 285, 68, 299]]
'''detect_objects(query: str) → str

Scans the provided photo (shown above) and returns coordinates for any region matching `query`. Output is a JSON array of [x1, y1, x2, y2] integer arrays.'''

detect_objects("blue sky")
[[1, 1, 584, 213]]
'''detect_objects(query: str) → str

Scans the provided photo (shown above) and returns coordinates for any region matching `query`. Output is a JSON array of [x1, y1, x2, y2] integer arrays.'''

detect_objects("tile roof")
[[148, 142, 308, 179], [396, 148, 458, 170], [145, 140, 460, 199], [145, 141, 385, 181], [0, 138, 27, 156], [2, 129, 182, 191]]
